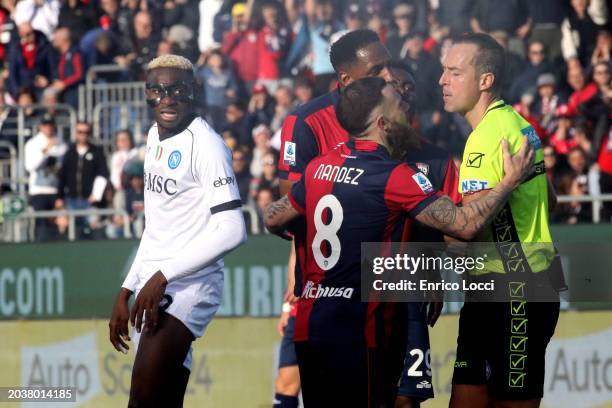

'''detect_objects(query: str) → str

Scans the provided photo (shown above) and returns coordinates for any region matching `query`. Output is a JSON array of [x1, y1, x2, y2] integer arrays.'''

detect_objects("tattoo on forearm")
[[420, 185, 512, 238], [264, 196, 293, 227], [422, 196, 458, 226]]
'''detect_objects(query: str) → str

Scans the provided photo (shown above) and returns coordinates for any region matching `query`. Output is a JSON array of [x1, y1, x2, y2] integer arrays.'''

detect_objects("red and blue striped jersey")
[[287, 139, 442, 345]]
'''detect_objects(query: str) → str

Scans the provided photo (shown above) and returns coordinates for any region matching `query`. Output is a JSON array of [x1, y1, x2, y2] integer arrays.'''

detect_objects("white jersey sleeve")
[[159, 121, 246, 282]]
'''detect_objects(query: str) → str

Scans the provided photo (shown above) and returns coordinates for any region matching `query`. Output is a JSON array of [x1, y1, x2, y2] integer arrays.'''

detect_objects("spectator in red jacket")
[[566, 59, 599, 115], [221, 3, 259, 93], [254, 0, 292, 92], [51, 27, 83, 109]]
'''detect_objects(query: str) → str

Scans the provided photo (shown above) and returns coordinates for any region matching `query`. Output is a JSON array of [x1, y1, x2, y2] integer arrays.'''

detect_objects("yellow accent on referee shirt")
[[459, 100, 553, 274]]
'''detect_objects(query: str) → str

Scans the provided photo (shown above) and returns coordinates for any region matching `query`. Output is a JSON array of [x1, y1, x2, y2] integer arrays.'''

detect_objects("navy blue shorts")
[[396, 303, 434, 401], [278, 316, 298, 368]]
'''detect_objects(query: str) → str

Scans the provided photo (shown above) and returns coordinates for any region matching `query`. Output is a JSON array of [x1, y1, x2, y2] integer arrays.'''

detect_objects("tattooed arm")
[[415, 139, 535, 240], [264, 195, 300, 237]]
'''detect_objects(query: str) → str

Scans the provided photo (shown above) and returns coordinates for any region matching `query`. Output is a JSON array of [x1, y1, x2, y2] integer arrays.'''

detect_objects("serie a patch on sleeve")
[[412, 172, 435, 194]]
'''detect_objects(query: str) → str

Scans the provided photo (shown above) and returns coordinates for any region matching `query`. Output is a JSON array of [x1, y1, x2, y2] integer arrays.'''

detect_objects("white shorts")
[[132, 271, 223, 370]]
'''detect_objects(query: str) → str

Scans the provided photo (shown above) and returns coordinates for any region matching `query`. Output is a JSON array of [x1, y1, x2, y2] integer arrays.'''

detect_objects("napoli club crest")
[[168, 150, 182, 169]]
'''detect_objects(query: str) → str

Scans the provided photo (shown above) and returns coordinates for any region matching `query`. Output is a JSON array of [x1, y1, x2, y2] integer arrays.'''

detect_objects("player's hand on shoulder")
[[501, 138, 535, 188], [130, 271, 168, 335], [109, 288, 132, 354]]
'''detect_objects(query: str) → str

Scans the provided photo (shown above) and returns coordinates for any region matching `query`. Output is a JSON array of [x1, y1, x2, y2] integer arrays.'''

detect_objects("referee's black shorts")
[[295, 340, 394, 407], [452, 300, 560, 400]]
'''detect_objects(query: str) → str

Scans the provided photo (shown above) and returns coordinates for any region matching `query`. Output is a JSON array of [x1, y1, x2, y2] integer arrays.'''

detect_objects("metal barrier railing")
[[0, 141, 17, 191], [7, 208, 132, 242], [556, 194, 612, 223], [79, 65, 145, 122], [92, 101, 151, 154]]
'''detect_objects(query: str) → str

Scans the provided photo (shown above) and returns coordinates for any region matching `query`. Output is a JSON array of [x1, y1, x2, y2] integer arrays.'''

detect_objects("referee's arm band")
[[210, 199, 242, 214]]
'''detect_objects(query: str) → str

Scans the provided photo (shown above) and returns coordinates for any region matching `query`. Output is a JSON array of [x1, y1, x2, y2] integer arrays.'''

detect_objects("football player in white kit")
[[109, 54, 247, 407]]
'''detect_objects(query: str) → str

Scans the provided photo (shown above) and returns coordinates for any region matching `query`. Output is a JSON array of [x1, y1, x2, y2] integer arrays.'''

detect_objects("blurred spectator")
[[592, 60, 611, 91], [255, 185, 274, 230], [121, 11, 159, 79], [24, 113, 67, 240], [598, 125, 612, 221], [343, 2, 363, 32], [490, 30, 526, 99], [249, 150, 279, 200], [254, 0, 292, 92], [197, 49, 239, 129], [305, 0, 344, 94], [559, 146, 593, 223], [14, 0, 60, 40], [565, 61, 599, 116], [471, 0, 529, 55], [533, 73, 566, 135], [250, 123, 271, 178], [56, 121, 109, 238], [7, 22, 55, 100], [97, 0, 125, 37], [403, 31, 443, 134], [57, 0, 97, 43], [200, 0, 224, 52], [269, 85, 295, 133], [509, 40, 553, 104], [524, 0, 569, 62], [590, 30, 612, 66], [0, 87, 37, 146], [232, 146, 251, 203], [109, 129, 137, 205], [561, 0, 606, 66], [123, 160, 145, 237], [221, 2, 260, 91], [223, 101, 251, 146], [247, 83, 274, 128], [0, 3, 15, 64], [386, 3, 416, 60], [434, 0, 473, 38], [51, 27, 83, 109], [294, 76, 315, 105], [544, 144, 563, 187]]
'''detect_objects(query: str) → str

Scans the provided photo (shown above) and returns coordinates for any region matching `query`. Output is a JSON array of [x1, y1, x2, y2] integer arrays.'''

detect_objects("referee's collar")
[[485, 99, 506, 114]]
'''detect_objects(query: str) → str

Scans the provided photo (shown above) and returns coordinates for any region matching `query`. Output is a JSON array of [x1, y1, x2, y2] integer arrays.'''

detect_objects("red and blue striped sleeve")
[[279, 114, 319, 182], [384, 164, 442, 218]]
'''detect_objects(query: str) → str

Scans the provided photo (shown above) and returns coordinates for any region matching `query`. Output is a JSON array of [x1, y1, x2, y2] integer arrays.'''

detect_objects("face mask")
[[145, 80, 194, 107]]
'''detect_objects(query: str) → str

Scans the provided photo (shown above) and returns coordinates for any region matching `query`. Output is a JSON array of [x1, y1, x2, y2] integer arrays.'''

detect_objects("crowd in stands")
[[1, 0, 612, 240]]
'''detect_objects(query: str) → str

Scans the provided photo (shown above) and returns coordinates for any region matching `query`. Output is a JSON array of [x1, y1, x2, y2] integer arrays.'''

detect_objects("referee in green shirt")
[[439, 33, 561, 408]]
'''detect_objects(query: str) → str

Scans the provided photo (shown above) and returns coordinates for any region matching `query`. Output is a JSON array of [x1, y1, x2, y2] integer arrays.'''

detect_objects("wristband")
[[282, 302, 292, 313]]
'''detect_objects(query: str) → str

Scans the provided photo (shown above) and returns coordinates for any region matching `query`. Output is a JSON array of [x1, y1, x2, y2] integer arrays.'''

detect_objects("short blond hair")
[[147, 54, 194, 73]]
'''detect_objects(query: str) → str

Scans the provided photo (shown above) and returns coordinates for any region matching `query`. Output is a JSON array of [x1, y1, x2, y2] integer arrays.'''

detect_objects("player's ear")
[[376, 115, 389, 132], [480, 72, 495, 92], [338, 71, 352, 87]]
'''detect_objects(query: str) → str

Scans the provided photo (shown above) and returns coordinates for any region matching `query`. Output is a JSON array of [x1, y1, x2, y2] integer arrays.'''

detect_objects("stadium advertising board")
[[0, 312, 611, 407], [1, 225, 610, 320]]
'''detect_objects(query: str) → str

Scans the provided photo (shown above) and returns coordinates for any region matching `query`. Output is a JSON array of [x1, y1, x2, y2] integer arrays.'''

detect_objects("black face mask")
[[145, 80, 194, 107]]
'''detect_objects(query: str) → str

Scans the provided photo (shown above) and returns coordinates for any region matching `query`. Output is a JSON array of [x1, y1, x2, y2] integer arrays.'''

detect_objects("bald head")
[[52, 27, 72, 51], [134, 11, 152, 40], [18, 23, 35, 45]]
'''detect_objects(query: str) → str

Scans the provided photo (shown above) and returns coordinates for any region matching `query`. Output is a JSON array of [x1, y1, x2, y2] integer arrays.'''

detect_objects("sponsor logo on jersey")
[[283, 142, 296, 166], [455, 361, 468, 368], [313, 164, 364, 185], [415, 162, 429, 175], [301, 280, 354, 299], [416, 380, 432, 389], [466, 152, 484, 168], [144, 171, 178, 196], [522, 127, 542, 149], [412, 172, 434, 193], [168, 150, 182, 169], [213, 176, 235, 187], [154, 146, 163, 161], [461, 179, 489, 193]]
